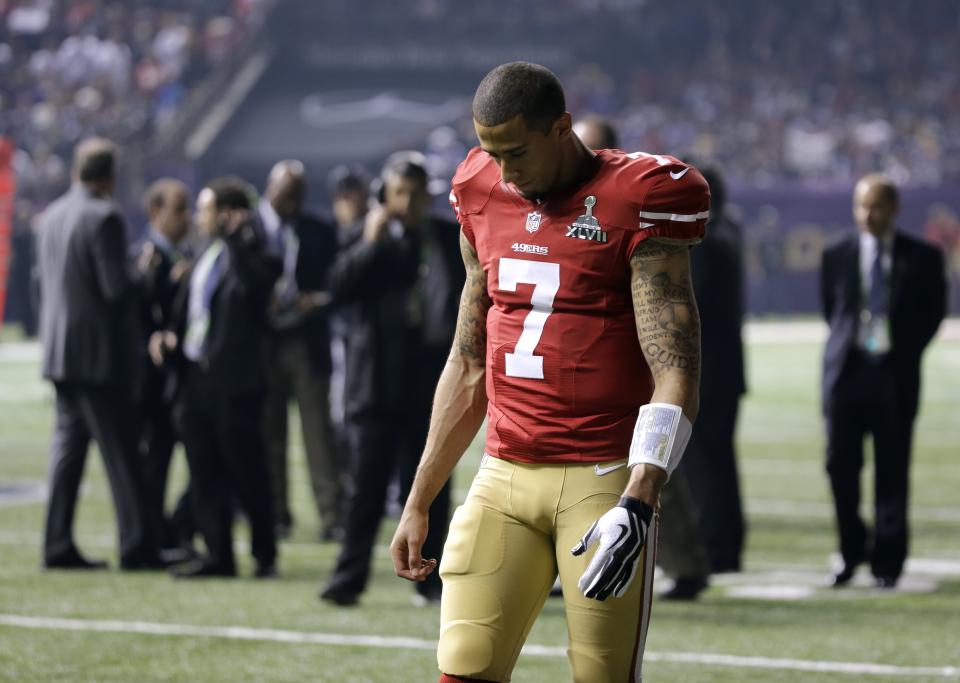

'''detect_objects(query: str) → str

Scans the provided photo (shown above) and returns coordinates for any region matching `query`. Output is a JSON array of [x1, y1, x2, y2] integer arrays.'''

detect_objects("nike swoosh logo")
[[670, 168, 690, 180], [594, 462, 627, 476]]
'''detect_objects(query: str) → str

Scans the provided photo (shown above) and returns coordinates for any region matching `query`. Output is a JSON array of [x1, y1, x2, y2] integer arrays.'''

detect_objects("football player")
[[391, 61, 708, 682]]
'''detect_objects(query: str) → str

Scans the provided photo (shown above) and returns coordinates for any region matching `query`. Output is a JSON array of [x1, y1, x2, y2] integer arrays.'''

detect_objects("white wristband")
[[627, 402, 693, 477]]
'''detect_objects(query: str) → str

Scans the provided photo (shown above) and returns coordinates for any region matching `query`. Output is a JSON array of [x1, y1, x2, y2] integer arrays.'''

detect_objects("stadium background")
[[0, 1, 958, 681]]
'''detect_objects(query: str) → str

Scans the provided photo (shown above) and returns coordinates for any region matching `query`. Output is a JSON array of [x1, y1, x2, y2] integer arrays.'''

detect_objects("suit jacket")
[[168, 220, 282, 396], [419, 216, 465, 350], [37, 184, 139, 386], [820, 231, 947, 417], [269, 212, 339, 376], [691, 213, 747, 404], [329, 218, 421, 418], [130, 230, 188, 404]]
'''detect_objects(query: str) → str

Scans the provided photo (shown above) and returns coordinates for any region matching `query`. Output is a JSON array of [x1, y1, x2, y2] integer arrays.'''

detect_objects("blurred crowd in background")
[[321, 0, 960, 187], [1, 0, 271, 204]]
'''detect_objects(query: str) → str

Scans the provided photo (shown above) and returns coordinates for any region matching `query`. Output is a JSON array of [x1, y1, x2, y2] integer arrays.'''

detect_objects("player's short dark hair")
[[74, 138, 115, 183], [473, 61, 565, 134], [205, 176, 254, 210]]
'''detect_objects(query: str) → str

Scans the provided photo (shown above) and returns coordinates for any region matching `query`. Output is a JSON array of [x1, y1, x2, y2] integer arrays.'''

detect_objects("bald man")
[[259, 160, 342, 542], [821, 174, 947, 589]]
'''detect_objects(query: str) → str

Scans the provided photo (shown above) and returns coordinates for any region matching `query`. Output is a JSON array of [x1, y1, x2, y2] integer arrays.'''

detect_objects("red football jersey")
[[450, 148, 709, 463]]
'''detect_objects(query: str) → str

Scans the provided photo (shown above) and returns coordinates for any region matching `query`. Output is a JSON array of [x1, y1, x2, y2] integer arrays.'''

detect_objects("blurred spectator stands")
[[304, 0, 960, 189], [0, 0, 273, 211]]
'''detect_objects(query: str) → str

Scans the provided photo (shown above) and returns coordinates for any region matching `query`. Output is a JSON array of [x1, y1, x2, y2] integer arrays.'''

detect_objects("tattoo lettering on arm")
[[630, 239, 701, 382], [454, 231, 492, 362]]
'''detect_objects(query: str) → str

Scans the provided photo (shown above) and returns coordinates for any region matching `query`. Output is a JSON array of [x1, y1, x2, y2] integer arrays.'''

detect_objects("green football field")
[[1, 324, 958, 682]]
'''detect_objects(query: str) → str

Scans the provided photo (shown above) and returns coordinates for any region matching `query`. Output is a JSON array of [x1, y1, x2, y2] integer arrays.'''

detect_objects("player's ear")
[[554, 112, 573, 140]]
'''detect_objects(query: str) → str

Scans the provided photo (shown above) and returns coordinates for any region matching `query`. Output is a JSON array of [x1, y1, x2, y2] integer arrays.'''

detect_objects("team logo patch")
[[525, 211, 542, 233], [512, 242, 548, 255], [565, 195, 608, 244]]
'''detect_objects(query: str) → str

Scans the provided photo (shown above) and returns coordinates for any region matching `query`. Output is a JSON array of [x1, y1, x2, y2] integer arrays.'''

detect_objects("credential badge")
[[525, 211, 542, 234], [565, 195, 608, 244]]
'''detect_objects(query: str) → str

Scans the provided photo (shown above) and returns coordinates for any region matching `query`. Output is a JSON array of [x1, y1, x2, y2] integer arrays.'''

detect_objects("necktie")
[[868, 248, 887, 315]]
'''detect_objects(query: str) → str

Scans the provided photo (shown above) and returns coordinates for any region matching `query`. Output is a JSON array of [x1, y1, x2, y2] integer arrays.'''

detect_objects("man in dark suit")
[[320, 152, 463, 606], [821, 173, 947, 589], [131, 178, 194, 560], [681, 166, 748, 576], [152, 177, 282, 578], [259, 160, 342, 542], [326, 166, 370, 476], [37, 138, 158, 570]]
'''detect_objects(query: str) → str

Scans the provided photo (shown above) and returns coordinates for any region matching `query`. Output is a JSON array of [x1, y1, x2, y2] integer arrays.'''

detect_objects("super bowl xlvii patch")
[[565, 195, 608, 244], [525, 211, 542, 233]]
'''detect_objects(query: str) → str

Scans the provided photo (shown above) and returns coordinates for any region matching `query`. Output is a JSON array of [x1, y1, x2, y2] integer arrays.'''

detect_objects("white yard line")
[[0, 614, 956, 678]]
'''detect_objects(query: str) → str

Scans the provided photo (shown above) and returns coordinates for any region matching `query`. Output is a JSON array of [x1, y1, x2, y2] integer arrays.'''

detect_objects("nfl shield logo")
[[525, 211, 542, 233]]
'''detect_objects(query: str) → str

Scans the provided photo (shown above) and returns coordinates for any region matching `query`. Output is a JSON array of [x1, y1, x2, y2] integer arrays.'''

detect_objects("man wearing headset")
[[320, 152, 463, 606]]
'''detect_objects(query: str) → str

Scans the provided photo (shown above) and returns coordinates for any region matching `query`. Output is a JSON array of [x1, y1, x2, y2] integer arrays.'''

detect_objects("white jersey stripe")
[[638, 210, 710, 223]]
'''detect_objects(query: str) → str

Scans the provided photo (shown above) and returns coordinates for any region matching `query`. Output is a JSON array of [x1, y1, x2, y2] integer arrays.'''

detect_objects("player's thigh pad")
[[556, 462, 659, 683], [438, 458, 556, 681]]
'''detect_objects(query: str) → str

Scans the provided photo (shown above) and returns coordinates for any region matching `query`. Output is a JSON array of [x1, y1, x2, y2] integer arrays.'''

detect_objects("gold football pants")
[[438, 455, 658, 682]]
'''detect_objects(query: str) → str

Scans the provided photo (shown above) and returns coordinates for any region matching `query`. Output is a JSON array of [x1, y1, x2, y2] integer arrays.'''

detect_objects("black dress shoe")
[[43, 550, 108, 570], [874, 575, 898, 589], [662, 576, 708, 601], [254, 563, 278, 579], [120, 551, 167, 571], [319, 586, 359, 607], [171, 560, 236, 579], [159, 544, 198, 565], [828, 565, 857, 588]]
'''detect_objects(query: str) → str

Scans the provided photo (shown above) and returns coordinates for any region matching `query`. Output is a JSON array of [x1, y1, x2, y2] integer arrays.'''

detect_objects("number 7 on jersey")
[[498, 257, 560, 380]]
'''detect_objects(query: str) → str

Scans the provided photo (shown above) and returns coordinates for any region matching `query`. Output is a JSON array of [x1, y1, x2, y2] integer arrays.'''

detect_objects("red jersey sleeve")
[[621, 156, 711, 259], [450, 146, 499, 249]]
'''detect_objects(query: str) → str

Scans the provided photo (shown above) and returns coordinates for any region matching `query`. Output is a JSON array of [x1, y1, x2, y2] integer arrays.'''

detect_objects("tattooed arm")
[[391, 231, 490, 581], [623, 239, 702, 505]]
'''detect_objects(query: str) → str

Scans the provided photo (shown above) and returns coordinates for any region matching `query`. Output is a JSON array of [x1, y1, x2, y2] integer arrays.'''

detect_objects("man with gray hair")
[[259, 160, 342, 542]]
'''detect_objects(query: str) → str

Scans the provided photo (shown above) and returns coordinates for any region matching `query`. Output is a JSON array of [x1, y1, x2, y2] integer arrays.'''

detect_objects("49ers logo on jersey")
[[566, 195, 608, 244], [512, 242, 548, 255]]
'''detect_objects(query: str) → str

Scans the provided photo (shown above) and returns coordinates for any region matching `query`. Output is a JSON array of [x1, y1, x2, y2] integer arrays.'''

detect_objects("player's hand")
[[571, 496, 654, 600], [390, 507, 438, 582]]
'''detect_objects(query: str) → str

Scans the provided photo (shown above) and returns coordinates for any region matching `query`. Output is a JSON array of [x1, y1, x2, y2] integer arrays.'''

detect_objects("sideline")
[[0, 614, 957, 678]]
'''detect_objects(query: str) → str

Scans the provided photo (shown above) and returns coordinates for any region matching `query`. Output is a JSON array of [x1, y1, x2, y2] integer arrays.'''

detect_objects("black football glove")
[[571, 496, 654, 601]]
